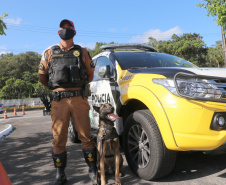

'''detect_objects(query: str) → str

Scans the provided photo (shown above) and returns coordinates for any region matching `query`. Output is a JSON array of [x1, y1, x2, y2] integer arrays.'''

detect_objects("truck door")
[[89, 56, 117, 129]]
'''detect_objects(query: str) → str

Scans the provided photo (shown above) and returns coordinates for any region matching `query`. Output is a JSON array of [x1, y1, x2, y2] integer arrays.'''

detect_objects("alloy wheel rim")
[[128, 124, 150, 168]]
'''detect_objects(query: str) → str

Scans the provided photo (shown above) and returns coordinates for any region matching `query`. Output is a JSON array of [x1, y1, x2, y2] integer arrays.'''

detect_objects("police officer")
[[39, 19, 97, 185]]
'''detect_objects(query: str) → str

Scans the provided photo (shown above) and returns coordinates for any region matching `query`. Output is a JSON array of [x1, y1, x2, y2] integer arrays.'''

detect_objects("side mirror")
[[98, 65, 111, 78], [105, 65, 110, 78]]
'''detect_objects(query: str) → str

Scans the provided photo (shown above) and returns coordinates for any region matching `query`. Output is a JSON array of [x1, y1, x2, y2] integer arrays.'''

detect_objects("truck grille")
[[211, 79, 226, 99]]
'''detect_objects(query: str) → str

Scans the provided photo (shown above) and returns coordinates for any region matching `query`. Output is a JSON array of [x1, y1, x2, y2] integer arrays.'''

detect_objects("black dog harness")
[[97, 125, 119, 160], [97, 125, 118, 143]]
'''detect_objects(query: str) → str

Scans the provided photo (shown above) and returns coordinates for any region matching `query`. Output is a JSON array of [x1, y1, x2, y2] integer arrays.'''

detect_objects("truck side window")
[[93, 56, 113, 81]]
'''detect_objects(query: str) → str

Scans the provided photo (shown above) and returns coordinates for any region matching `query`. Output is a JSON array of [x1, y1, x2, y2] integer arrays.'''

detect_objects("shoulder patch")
[[39, 63, 45, 71], [53, 50, 61, 54], [90, 60, 95, 68]]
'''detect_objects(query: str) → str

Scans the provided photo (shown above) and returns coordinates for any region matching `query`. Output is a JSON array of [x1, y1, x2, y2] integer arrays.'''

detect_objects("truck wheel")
[[123, 109, 176, 180], [68, 117, 81, 143]]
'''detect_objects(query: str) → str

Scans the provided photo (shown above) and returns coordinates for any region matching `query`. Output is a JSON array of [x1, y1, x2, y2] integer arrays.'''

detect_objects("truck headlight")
[[152, 78, 177, 94], [153, 73, 224, 102], [176, 79, 222, 99]]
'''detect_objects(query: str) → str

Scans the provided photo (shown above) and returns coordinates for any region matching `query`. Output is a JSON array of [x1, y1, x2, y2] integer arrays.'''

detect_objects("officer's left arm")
[[82, 48, 95, 82]]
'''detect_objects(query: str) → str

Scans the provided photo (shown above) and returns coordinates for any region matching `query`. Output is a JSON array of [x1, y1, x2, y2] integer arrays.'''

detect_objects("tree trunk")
[[221, 26, 226, 67]]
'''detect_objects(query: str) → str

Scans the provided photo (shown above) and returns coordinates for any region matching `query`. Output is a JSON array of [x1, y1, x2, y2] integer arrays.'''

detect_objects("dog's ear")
[[93, 106, 100, 113]]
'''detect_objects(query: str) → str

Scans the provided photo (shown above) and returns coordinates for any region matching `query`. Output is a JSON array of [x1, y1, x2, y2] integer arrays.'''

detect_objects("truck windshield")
[[114, 52, 197, 70]]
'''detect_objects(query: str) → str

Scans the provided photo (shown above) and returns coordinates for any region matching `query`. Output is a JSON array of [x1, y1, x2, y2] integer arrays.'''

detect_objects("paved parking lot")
[[1, 110, 226, 185]]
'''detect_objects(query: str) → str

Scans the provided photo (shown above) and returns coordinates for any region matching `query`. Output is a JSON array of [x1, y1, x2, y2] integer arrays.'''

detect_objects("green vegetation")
[[197, 0, 226, 32], [0, 52, 48, 99], [0, 33, 225, 99], [0, 13, 8, 35], [149, 33, 207, 67], [196, 0, 226, 66], [148, 33, 224, 67]]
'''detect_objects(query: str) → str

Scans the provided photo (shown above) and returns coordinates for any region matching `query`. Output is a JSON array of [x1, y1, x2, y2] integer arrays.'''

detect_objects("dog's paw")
[[119, 171, 123, 177]]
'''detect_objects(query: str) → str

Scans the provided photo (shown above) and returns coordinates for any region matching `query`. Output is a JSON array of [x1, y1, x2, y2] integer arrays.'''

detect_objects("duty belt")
[[50, 90, 82, 101]]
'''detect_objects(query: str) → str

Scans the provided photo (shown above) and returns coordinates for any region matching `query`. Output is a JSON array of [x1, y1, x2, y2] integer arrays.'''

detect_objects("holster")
[[40, 93, 51, 116], [50, 91, 61, 101], [82, 84, 91, 99]]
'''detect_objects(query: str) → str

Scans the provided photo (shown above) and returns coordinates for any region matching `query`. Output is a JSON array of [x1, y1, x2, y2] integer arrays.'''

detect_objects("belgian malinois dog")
[[93, 104, 123, 185]]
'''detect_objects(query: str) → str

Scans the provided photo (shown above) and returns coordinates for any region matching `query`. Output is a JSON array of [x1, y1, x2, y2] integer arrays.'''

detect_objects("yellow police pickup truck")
[[69, 43, 226, 180]]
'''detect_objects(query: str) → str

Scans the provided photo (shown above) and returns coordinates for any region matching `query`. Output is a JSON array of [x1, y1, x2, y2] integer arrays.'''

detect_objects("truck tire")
[[68, 117, 81, 143], [123, 109, 176, 180]]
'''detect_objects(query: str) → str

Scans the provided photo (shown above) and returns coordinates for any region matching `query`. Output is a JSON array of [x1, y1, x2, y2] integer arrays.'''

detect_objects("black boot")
[[83, 148, 98, 184], [52, 151, 67, 185]]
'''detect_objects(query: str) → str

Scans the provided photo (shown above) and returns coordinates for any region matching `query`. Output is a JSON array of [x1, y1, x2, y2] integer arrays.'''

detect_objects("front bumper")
[[160, 94, 226, 151]]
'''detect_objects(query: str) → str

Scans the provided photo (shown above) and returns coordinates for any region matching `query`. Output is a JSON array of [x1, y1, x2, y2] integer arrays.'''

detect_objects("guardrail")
[[0, 98, 42, 108]]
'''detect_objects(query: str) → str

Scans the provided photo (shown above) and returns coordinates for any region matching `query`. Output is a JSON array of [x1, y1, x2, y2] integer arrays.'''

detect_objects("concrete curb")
[[0, 124, 13, 139]]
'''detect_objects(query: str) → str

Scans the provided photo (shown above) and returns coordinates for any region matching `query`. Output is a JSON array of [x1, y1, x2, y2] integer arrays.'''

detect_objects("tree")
[[197, 0, 226, 66], [88, 42, 107, 57], [0, 13, 8, 35], [14, 79, 27, 99], [206, 41, 224, 67], [88, 42, 116, 57], [0, 52, 41, 80], [33, 81, 49, 97], [0, 78, 16, 99], [148, 37, 159, 50], [0, 51, 41, 99], [22, 71, 38, 84], [0, 53, 13, 60], [152, 33, 207, 66]]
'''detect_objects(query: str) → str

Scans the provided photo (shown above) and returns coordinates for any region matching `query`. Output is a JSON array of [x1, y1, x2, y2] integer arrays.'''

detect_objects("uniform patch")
[[73, 50, 80, 57], [39, 63, 45, 71], [53, 54, 64, 57], [90, 61, 95, 68], [56, 158, 62, 167], [56, 158, 61, 163], [53, 50, 61, 54], [88, 153, 92, 158], [88, 153, 94, 162]]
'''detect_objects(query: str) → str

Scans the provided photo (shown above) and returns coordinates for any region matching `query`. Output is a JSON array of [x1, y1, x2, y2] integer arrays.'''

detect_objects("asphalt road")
[[1, 110, 226, 185]]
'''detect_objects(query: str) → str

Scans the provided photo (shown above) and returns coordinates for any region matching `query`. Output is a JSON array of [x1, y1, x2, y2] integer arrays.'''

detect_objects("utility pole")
[[221, 26, 226, 67]]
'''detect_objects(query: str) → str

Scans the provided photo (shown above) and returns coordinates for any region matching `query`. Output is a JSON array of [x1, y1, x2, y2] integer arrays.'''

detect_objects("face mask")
[[59, 28, 75, 40]]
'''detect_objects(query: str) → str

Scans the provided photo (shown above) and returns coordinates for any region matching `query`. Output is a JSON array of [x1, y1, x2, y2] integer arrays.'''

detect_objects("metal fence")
[[0, 98, 42, 107]]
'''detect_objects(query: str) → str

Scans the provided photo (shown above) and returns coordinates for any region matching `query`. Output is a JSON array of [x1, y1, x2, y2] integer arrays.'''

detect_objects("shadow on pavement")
[[0, 132, 54, 185], [1, 123, 226, 184], [156, 151, 226, 183], [0, 131, 94, 185]]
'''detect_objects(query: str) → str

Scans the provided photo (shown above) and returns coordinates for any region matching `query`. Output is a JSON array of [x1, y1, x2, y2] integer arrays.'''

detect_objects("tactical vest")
[[48, 45, 88, 90]]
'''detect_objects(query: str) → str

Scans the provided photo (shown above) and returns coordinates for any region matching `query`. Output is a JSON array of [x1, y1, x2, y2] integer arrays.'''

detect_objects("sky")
[[0, 0, 223, 55]]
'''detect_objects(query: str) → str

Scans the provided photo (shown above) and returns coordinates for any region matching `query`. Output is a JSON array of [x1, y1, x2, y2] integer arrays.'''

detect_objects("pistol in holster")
[[40, 93, 51, 116], [82, 84, 91, 99]]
